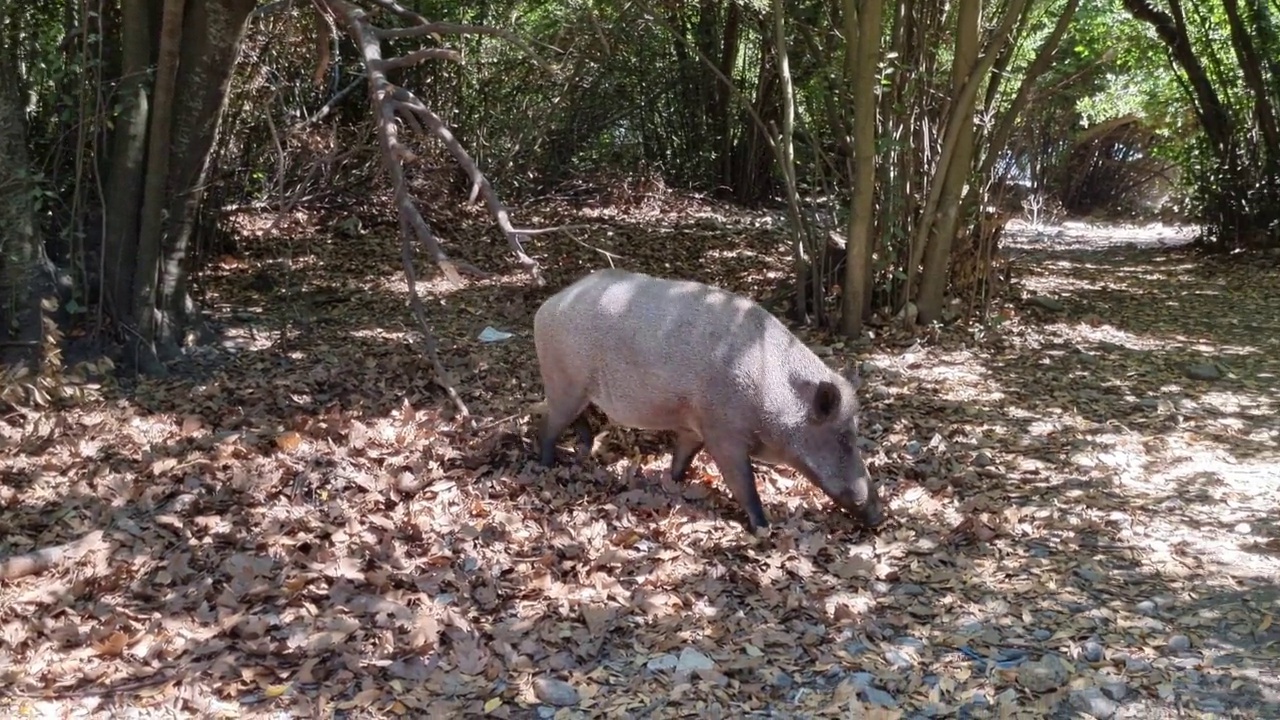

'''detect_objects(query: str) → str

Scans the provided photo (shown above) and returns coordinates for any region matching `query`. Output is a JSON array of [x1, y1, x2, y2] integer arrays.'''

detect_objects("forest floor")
[[1, 192, 1278, 719]]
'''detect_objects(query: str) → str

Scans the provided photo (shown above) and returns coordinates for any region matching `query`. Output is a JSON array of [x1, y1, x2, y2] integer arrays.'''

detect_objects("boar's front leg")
[[703, 432, 769, 532], [668, 430, 704, 483]]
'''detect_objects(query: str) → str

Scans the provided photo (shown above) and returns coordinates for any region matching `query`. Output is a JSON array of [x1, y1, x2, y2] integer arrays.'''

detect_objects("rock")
[[1101, 680, 1129, 701], [973, 452, 993, 468], [870, 580, 893, 594], [1166, 634, 1192, 652], [895, 583, 926, 596], [1123, 655, 1152, 674], [1197, 698, 1226, 713], [861, 686, 898, 708], [884, 649, 914, 671], [1028, 295, 1066, 312], [1135, 599, 1158, 616], [1138, 397, 1161, 410], [1234, 522, 1251, 535], [536, 706, 557, 719], [1077, 352, 1098, 365], [676, 647, 715, 672], [1075, 566, 1104, 583], [1033, 628, 1052, 641], [1016, 658, 1069, 693], [532, 677, 580, 707], [894, 636, 927, 650], [645, 654, 678, 672], [849, 671, 875, 689], [1184, 363, 1222, 381], [1082, 640, 1106, 664], [1069, 687, 1119, 719]]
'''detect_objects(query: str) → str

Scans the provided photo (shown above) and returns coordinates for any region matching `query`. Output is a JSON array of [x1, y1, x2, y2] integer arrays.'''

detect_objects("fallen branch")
[[0, 529, 107, 581]]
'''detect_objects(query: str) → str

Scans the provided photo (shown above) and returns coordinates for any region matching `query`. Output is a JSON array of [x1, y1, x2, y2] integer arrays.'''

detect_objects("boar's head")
[[789, 368, 884, 528]]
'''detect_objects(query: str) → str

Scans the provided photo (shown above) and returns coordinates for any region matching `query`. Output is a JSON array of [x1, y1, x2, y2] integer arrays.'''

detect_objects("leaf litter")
[[1, 197, 1278, 719]]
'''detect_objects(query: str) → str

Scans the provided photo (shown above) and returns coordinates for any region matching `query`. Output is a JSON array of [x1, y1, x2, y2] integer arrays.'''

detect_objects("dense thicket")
[[1, 0, 1276, 384]]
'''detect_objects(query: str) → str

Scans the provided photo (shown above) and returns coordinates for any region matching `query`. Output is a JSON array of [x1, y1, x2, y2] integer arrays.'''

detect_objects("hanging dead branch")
[[311, 0, 555, 417]]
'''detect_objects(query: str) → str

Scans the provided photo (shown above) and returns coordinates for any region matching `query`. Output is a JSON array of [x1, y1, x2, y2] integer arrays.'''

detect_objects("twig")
[[290, 75, 367, 129]]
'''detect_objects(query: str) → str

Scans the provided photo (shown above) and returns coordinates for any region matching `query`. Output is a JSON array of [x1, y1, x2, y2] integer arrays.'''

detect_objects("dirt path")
[[1, 211, 1276, 719]]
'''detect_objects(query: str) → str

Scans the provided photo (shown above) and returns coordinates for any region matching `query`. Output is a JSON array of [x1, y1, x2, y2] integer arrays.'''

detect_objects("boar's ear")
[[810, 380, 842, 424]]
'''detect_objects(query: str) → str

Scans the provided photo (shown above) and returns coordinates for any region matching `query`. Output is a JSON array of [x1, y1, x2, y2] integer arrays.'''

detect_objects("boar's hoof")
[[744, 509, 770, 534], [860, 505, 886, 528]]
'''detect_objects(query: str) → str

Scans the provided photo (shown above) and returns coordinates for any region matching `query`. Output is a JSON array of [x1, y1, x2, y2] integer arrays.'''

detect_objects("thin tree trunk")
[[840, 0, 881, 336], [975, 0, 1082, 188], [1123, 0, 1234, 155], [0, 24, 53, 370], [772, 0, 808, 322], [1222, 0, 1280, 159], [129, 0, 186, 372], [157, 0, 257, 349], [915, 0, 981, 325], [912, 0, 1028, 325], [103, 0, 152, 317]]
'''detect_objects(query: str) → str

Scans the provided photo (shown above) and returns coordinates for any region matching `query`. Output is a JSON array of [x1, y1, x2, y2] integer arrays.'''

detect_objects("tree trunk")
[[975, 0, 1082, 188], [102, 0, 257, 374], [1122, 0, 1234, 155], [915, 0, 981, 325], [772, 0, 808, 323], [0, 24, 54, 371], [913, 0, 1027, 325], [1222, 0, 1280, 160], [103, 0, 152, 319], [840, 0, 881, 337]]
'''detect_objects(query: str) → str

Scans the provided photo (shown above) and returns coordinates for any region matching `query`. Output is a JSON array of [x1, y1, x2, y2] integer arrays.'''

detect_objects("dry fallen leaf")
[[1, 195, 1276, 720]]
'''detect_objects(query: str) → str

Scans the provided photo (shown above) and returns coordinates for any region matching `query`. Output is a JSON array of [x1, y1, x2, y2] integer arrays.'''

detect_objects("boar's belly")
[[591, 391, 698, 433]]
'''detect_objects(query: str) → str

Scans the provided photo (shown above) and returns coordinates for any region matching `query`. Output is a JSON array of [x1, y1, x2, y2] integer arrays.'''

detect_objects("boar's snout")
[[827, 472, 884, 528]]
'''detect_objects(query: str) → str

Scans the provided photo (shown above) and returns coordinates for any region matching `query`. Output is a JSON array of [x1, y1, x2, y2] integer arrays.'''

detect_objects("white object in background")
[[478, 326, 515, 342]]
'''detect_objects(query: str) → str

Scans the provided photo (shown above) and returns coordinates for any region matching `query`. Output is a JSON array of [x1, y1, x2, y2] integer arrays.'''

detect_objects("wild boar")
[[531, 267, 884, 532]]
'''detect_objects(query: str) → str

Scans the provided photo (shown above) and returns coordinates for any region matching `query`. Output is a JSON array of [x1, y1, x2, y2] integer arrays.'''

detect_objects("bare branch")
[[383, 86, 543, 280], [374, 47, 462, 71], [362, 0, 423, 24], [290, 75, 367, 129], [374, 22, 550, 69]]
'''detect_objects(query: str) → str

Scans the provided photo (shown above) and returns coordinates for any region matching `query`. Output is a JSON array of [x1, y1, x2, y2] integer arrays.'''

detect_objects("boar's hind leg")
[[669, 430, 704, 483], [703, 434, 769, 531], [538, 393, 591, 467]]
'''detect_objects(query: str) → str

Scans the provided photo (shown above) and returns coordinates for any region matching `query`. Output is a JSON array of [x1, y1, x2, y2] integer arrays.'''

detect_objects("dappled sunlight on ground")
[[2, 210, 1278, 718]]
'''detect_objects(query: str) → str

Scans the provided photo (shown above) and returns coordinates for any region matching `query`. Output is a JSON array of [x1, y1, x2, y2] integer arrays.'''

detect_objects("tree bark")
[[1222, 0, 1280, 160], [129, 0, 186, 371], [1122, 0, 1234, 155], [772, 0, 809, 323], [914, 0, 981, 325], [103, 0, 256, 373], [0, 21, 53, 371], [913, 0, 1028, 325], [840, 0, 881, 336]]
